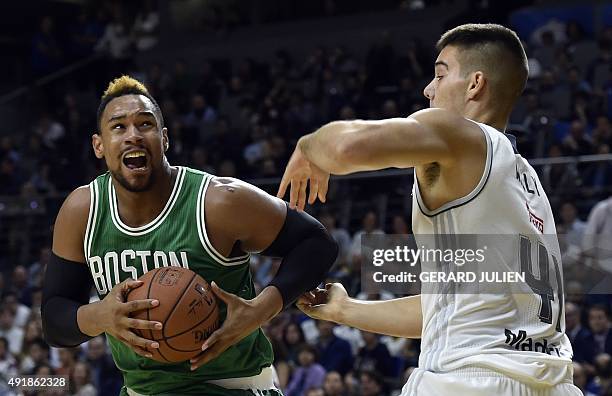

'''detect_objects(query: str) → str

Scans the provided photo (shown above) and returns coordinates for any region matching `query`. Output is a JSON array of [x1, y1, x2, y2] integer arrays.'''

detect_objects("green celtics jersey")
[[84, 166, 274, 395]]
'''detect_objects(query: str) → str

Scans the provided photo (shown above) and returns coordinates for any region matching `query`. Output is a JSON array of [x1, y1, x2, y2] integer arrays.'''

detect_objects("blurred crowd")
[[0, 1, 612, 396]]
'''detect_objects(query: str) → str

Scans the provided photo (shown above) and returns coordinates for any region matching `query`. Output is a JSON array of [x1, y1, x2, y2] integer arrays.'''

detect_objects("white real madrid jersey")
[[411, 120, 574, 386]]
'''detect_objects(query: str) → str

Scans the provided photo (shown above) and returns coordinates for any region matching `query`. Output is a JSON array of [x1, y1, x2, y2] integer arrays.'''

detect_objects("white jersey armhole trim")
[[196, 176, 250, 266], [83, 180, 99, 262], [82, 183, 95, 260], [414, 121, 493, 217]]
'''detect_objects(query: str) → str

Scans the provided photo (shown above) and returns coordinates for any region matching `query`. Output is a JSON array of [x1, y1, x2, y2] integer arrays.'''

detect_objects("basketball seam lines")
[[163, 299, 218, 345], [161, 271, 197, 340]]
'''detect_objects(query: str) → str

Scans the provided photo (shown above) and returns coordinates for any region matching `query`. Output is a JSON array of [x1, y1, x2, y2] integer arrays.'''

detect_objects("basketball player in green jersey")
[[41, 76, 338, 396]]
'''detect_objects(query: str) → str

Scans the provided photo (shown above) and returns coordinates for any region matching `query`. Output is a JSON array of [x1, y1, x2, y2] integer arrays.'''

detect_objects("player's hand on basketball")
[[98, 278, 163, 359], [297, 283, 348, 323], [277, 145, 330, 211], [190, 282, 272, 370]]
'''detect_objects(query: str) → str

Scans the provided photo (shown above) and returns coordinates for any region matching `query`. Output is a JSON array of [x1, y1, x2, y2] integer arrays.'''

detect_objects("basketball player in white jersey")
[[277, 24, 582, 395]]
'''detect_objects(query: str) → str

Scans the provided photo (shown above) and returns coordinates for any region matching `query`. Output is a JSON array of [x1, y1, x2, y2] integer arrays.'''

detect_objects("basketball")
[[126, 267, 220, 363]]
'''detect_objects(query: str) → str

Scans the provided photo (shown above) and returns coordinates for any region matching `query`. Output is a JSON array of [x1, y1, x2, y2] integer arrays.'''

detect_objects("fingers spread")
[[308, 180, 319, 205], [277, 174, 289, 199], [125, 318, 163, 331], [318, 179, 329, 202], [297, 181, 308, 211], [124, 299, 159, 313]]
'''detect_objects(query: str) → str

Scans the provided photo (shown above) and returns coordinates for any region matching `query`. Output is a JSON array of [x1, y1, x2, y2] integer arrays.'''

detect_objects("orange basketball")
[[126, 267, 220, 363]]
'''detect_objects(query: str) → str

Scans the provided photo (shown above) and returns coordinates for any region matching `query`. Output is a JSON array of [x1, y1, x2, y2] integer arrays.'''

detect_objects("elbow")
[[317, 230, 339, 277], [41, 302, 63, 348]]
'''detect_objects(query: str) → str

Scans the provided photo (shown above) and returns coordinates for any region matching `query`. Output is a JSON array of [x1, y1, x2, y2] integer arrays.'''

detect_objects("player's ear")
[[162, 127, 169, 152], [92, 133, 104, 159], [466, 71, 486, 100]]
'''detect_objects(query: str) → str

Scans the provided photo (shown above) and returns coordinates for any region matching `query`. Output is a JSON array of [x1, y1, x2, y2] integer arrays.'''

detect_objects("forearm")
[[76, 301, 106, 337], [335, 295, 422, 338], [298, 121, 363, 175], [250, 286, 283, 323], [41, 253, 95, 347]]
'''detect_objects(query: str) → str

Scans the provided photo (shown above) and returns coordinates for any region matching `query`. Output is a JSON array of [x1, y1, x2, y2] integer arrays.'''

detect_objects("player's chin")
[[120, 165, 152, 191]]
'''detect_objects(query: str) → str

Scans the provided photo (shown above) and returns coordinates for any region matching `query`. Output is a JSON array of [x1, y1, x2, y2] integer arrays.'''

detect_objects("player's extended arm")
[[190, 178, 338, 369], [299, 283, 422, 339], [298, 108, 478, 175], [42, 187, 161, 357]]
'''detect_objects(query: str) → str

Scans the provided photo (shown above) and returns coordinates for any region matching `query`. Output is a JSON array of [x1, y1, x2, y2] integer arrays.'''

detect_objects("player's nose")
[[125, 124, 144, 144], [423, 81, 434, 100]]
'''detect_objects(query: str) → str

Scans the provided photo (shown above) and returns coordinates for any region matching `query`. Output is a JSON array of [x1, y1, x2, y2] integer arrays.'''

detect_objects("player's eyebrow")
[[434, 61, 449, 69], [107, 111, 156, 123]]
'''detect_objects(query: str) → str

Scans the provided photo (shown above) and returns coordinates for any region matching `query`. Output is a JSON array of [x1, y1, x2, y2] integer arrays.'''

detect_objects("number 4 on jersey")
[[519, 235, 564, 332]]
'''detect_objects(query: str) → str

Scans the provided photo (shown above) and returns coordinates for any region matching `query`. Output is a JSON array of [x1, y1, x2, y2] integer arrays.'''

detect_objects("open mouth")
[[122, 150, 148, 170]]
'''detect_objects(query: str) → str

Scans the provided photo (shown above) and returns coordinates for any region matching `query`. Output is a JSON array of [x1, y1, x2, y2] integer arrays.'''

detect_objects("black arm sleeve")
[[41, 253, 94, 347], [261, 204, 338, 309]]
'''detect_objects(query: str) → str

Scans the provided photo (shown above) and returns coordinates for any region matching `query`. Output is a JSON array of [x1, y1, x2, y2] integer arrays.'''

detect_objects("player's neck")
[[113, 164, 177, 228], [464, 105, 509, 132]]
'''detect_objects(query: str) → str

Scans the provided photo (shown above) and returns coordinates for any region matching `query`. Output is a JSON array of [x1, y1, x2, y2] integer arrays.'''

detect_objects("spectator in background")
[[573, 362, 597, 396], [319, 212, 352, 272], [30, 16, 63, 76], [11, 265, 32, 306], [355, 331, 394, 379], [586, 353, 612, 396], [28, 246, 51, 289], [183, 94, 218, 134], [323, 371, 346, 396], [0, 337, 18, 377], [557, 202, 587, 251], [285, 344, 327, 396], [85, 336, 122, 395], [34, 113, 66, 151], [566, 302, 596, 364], [350, 211, 384, 267], [583, 196, 612, 273], [2, 291, 30, 328], [132, 0, 160, 51], [69, 11, 105, 60], [71, 361, 98, 396], [19, 338, 49, 374], [540, 145, 580, 207], [95, 5, 133, 75], [390, 215, 410, 235], [22, 319, 43, 355], [0, 157, 23, 195], [283, 322, 306, 367], [315, 320, 353, 377], [588, 305, 612, 356], [562, 119, 593, 157], [359, 370, 387, 396], [55, 347, 78, 376], [0, 306, 23, 355]]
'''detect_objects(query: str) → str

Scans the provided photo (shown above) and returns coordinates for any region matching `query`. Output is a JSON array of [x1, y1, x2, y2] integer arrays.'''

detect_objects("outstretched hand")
[[277, 146, 329, 211], [296, 283, 348, 323]]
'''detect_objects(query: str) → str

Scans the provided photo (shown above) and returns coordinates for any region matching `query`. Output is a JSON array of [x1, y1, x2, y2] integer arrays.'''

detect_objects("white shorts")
[[400, 368, 582, 396]]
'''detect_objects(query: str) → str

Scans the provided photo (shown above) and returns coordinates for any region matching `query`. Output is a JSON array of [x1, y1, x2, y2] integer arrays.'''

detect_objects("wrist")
[[334, 296, 355, 325], [77, 301, 105, 337], [251, 286, 283, 322]]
